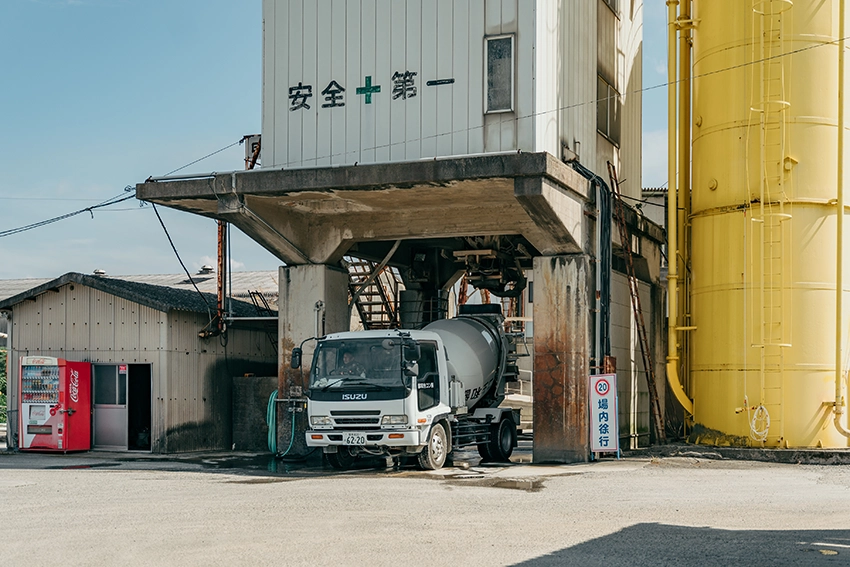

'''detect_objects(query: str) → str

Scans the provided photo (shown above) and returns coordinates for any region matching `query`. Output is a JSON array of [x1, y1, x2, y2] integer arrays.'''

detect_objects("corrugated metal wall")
[[262, 0, 534, 168], [5, 282, 276, 453], [262, 0, 642, 199], [618, 0, 642, 202], [610, 272, 651, 448]]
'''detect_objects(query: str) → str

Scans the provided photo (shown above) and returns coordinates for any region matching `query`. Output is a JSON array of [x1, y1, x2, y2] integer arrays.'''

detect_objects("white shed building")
[[0, 273, 277, 453]]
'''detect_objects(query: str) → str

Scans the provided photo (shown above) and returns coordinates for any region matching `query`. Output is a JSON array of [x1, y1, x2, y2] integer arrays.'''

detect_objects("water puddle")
[[46, 462, 121, 470], [445, 476, 547, 492], [226, 477, 293, 485]]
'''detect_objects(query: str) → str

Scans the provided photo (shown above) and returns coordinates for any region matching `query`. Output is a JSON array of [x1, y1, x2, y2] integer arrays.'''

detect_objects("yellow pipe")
[[678, 0, 692, 398], [666, 0, 694, 415], [836, 0, 850, 439]]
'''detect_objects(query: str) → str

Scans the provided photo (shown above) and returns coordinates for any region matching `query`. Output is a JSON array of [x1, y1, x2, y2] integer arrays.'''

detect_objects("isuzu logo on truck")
[[342, 393, 367, 400]]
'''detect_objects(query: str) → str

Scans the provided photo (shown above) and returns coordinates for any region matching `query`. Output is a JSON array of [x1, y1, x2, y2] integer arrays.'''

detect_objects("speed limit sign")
[[589, 373, 619, 453]]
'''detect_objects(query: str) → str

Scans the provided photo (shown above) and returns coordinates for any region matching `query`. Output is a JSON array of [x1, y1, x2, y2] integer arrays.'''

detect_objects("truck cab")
[[304, 330, 455, 469]]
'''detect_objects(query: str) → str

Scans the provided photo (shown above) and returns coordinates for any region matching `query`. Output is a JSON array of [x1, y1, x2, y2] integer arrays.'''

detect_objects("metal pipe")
[[836, 0, 850, 439], [217, 220, 227, 333], [666, 0, 694, 415], [678, 0, 692, 398], [146, 172, 217, 182]]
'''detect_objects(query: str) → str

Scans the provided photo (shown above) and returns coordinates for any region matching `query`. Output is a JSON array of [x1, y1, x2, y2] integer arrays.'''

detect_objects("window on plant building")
[[485, 35, 514, 113]]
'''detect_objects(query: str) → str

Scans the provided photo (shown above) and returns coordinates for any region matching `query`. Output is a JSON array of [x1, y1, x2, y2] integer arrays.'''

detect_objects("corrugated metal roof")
[[0, 271, 278, 306], [0, 272, 273, 316], [114, 271, 279, 300], [0, 278, 52, 302]]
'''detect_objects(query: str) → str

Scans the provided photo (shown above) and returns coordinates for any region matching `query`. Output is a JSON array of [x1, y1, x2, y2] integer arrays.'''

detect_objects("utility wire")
[[620, 194, 666, 208], [0, 197, 111, 202], [0, 191, 136, 238], [162, 139, 243, 177], [3, 35, 841, 236], [273, 34, 850, 167], [0, 139, 243, 238], [151, 202, 213, 320]]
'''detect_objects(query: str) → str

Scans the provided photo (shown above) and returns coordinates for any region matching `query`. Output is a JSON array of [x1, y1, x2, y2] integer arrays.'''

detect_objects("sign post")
[[589, 373, 620, 458]]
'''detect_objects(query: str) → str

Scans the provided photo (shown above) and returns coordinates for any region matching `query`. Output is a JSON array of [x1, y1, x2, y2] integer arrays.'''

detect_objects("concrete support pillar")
[[277, 264, 349, 454], [532, 254, 592, 463]]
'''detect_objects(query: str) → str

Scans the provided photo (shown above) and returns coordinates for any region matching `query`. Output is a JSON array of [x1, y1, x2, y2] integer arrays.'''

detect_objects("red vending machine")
[[19, 356, 91, 452]]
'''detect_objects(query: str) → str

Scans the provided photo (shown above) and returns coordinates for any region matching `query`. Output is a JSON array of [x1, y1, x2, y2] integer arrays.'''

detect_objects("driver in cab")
[[331, 350, 366, 376]]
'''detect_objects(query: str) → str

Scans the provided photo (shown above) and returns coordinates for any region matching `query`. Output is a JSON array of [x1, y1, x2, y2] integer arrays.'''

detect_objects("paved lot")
[[2, 439, 849, 567]]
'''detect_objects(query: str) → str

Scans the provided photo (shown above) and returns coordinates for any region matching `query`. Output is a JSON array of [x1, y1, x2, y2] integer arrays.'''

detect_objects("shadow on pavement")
[[510, 524, 850, 566]]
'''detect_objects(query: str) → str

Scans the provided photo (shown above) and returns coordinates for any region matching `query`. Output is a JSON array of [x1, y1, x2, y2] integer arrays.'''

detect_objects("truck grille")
[[334, 417, 380, 426], [330, 410, 380, 416]]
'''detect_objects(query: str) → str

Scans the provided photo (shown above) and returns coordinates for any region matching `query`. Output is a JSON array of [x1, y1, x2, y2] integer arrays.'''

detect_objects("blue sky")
[[0, 0, 668, 280]]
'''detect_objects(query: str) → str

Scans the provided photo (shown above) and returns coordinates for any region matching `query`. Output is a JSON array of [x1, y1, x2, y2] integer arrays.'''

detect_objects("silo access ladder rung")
[[608, 162, 665, 443]]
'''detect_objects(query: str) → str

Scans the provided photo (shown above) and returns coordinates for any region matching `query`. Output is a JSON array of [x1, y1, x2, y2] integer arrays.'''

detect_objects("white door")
[[92, 364, 127, 450]]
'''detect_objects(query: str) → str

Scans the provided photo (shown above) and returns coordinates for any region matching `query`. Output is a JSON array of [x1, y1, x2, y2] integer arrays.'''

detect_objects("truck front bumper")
[[305, 429, 422, 448]]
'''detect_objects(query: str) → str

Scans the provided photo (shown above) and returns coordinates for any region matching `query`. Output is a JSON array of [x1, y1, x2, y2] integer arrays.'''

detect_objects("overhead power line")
[[4, 34, 845, 237], [0, 139, 244, 239], [271, 33, 850, 167], [0, 191, 137, 238]]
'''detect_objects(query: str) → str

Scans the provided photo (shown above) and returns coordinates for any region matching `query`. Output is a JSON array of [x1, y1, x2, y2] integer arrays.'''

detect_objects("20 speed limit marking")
[[594, 378, 611, 397]]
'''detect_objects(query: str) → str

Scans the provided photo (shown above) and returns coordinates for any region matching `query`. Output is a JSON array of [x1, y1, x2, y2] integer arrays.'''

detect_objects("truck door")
[[416, 342, 439, 411]]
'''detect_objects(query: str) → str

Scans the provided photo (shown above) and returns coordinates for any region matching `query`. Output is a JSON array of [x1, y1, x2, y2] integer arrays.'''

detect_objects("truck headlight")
[[311, 416, 332, 426], [381, 415, 408, 425]]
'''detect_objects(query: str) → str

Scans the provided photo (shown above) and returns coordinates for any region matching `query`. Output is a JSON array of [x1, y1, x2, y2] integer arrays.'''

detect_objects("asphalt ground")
[[2, 432, 850, 567]]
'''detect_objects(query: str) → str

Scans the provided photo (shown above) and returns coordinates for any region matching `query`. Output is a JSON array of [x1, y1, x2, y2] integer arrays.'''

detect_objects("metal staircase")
[[248, 290, 278, 354], [343, 256, 402, 330]]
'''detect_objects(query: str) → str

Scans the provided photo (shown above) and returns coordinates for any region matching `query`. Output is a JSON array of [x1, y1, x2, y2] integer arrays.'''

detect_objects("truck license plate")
[[344, 433, 366, 445]]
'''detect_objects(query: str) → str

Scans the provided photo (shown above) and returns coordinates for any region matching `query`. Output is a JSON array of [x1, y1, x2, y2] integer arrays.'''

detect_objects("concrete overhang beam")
[[136, 152, 590, 265]]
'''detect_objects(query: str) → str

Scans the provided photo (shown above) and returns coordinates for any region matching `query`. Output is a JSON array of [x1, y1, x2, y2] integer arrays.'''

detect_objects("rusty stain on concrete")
[[533, 254, 591, 464]]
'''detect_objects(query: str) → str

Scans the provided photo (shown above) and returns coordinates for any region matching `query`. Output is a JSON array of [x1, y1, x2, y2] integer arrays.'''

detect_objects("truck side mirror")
[[404, 343, 420, 362], [404, 361, 419, 377], [290, 347, 302, 369]]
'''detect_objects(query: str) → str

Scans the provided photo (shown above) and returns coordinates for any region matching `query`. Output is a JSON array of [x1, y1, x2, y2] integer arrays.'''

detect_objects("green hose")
[[267, 389, 297, 457], [267, 390, 278, 453], [280, 409, 296, 457]]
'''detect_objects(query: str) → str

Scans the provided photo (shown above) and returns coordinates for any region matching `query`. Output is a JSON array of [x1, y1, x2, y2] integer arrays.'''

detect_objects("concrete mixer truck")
[[292, 304, 522, 470]]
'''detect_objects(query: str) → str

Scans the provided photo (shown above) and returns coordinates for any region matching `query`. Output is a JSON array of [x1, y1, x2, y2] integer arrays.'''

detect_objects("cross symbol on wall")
[[355, 76, 381, 104]]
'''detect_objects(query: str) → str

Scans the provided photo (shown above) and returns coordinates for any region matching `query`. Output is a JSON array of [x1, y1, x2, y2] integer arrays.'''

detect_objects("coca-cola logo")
[[69, 370, 79, 403]]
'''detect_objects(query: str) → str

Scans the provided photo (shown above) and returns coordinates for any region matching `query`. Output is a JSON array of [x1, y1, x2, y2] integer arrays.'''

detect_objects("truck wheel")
[[482, 419, 516, 462], [418, 423, 448, 470], [476, 441, 493, 462], [326, 447, 356, 470]]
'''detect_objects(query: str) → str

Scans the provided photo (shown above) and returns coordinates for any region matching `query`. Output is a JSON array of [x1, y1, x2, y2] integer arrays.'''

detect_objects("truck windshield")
[[309, 339, 408, 390]]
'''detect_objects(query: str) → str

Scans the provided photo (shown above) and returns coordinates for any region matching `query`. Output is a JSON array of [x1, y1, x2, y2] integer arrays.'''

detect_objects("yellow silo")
[[669, 0, 850, 447]]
